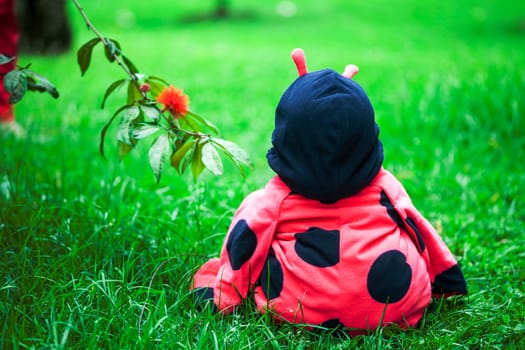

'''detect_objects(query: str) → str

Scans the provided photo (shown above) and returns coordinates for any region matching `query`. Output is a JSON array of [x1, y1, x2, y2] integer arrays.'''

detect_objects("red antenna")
[[291, 48, 308, 76]]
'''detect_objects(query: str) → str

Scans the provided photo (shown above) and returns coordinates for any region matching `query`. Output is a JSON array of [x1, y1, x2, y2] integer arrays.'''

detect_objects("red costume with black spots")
[[192, 49, 467, 333]]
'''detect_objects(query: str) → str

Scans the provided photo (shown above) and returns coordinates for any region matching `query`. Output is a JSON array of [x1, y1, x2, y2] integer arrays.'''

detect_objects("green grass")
[[1, 0, 524, 348]]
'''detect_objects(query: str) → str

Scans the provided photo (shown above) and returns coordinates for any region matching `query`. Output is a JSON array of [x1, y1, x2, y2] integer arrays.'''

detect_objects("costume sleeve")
[[395, 188, 468, 297], [192, 186, 285, 312]]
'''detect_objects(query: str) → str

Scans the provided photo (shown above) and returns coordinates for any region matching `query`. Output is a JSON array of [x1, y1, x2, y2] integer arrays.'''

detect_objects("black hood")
[[266, 69, 383, 203]]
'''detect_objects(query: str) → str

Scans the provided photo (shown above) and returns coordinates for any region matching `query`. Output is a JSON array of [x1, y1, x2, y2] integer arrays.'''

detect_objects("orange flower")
[[156, 85, 189, 118]]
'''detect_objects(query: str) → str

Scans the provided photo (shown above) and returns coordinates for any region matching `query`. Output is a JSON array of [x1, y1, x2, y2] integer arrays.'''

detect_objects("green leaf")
[[147, 76, 170, 85], [212, 138, 252, 177], [77, 38, 101, 76], [4, 70, 27, 104], [121, 105, 141, 123], [187, 111, 220, 135], [201, 142, 223, 176], [0, 54, 15, 65], [148, 134, 170, 183], [133, 124, 160, 140], [99, 104, 131, 159], [179, 113, 203, 133], [122, 55, 139, 75], [140, 104, 162, 121], [190, 141, 206, 180], [127, 80, 143, 105], [212, 138, 251, 166], [25, 69, 59, 98], [101, 79, 126, 109], [104, 38, 121, 62], [170, 138, 196, 173], [117, 106, 141, 145], [118, 141, 134, 161], [117, 121, 132, 145]]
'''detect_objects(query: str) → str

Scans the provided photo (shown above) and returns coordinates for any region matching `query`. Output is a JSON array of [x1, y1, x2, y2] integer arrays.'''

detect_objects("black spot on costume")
[[260, 250, 284, 300], [367, 250, 412, 303], [294, 227, 340, 267], [226, 220, 257, 271]]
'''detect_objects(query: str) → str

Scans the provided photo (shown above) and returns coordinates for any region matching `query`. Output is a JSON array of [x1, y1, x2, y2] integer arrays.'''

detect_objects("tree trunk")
[[15, 0, 72, 54], [214, 0, 229, 18]]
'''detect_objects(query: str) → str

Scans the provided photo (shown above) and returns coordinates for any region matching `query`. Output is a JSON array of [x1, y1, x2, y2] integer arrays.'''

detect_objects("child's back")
[[191, 49, 467, 334]]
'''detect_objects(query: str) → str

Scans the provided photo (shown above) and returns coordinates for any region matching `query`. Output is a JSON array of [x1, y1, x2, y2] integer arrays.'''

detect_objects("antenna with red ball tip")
[[291, 48, 359, 79], [291, 48, 308, 76]]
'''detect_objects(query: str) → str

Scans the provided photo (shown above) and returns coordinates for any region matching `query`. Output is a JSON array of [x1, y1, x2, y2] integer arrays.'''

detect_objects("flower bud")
[[140, 83, 150, 93]]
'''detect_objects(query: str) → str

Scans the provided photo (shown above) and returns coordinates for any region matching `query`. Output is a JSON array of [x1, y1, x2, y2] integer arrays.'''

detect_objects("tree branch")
[[71, 0, 144, 94]]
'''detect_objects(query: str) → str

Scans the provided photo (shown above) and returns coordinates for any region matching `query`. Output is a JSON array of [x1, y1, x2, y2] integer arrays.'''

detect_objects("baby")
[[191, 49, 467, 333]]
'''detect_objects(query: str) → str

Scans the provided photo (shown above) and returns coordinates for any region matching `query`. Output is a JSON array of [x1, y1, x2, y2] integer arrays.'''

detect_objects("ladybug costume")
[[192, 49, 467, 332]]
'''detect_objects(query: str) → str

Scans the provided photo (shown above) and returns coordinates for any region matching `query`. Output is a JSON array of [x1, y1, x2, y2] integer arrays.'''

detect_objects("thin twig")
[[71, 0, 143, 92]]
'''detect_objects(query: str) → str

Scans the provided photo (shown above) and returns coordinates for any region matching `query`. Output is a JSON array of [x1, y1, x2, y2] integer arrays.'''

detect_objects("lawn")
[[1, 0, 524, 348]]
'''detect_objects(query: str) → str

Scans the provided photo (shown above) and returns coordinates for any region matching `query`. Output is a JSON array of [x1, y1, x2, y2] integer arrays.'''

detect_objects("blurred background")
[[10, 0, 525, 184]]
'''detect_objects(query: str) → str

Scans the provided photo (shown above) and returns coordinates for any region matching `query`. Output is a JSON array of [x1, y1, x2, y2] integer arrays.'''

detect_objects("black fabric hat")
[[266, 68, 383, 203]]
